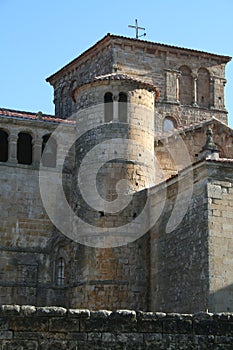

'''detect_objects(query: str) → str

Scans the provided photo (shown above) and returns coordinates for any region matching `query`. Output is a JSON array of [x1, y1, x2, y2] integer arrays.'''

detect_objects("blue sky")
[[1, 0, 233, 126]]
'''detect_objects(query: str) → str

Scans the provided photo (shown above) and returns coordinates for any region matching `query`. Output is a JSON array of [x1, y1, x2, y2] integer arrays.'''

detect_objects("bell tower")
[[71, 74, 159, 243]]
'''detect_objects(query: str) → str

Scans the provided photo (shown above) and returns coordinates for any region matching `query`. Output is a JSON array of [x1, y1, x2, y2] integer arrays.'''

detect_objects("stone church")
[[0, 33, 233, 314]]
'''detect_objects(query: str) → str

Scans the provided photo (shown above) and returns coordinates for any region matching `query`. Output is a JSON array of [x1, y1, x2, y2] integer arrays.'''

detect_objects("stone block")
[[2, 341, 38, 350], [80, 317, 109, 333], [67, 309, 90, 318], [0, 319, 8, 331], [0, 306, 20, 316], [163, 333, 196, 349], [207, 184, 223, 199], [136, 312, 163, 333], [213, 181, 232, 188], [193, 320, 222, 336], [66, 332, 87, 341], [39, 340, 77, 350], [0, 332, 12, 340], [115, 332, 144, 344], [21, 305, 36, 316], [162, 315, 193, 334], [36, 307, 67, 317], [49, 317, 79, 332], [8, 317, 49, 332], [80, 309, 138, 333], [14, 331, 46, 340]]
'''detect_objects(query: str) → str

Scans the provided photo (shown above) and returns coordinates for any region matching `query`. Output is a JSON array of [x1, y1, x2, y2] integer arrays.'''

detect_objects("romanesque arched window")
[[179, 65, 193, 105], [41, 134, 57, 168], [118, 92, 128, 122], [104, 92, 113, 122], [197, 68, 210, 108], [163, 117, 177, 132], [17, 132, 32, 165], [0, 129, 8, 162], [57, 257, 65, 287]]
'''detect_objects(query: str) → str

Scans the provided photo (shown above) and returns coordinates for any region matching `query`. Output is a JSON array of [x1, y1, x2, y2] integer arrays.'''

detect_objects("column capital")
[[8, 133, 18, 142], [191, 73, 198, 80], [32, 137, 42, 147]]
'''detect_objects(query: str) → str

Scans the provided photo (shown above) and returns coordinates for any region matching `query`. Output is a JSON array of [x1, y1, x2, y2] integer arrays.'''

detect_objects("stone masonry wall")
[[150, 160, 233, 314], [207, 161, 233, 312], [0, 155, 53, 305], [155, 104, 228, 132], [52, 44, 113, 117], [0, 117, 75, 307], [155, 118, 233, 180], [150, 165, 210, 313], [0, 305, 233, 349]]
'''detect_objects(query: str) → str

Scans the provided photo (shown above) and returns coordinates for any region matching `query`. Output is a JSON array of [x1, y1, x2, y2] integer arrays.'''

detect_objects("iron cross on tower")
[[128, 19, 146, 39]]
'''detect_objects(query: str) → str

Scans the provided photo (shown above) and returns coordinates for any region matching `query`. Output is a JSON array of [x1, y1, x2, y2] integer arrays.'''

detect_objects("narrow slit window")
[[57, 257, 65, 287]]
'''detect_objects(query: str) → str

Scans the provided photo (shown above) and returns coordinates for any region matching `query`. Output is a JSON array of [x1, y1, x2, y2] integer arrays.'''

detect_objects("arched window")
[[57, 257, 65, 287], [118, 92, 128, 122], [104, 92, 113, 122], [163, 117, 177, 132], [197, 68, 210, 108], [179, 65, 193, 105], [41, 134, 57, 167], [17, 132, 32, 165], [0, 130, 8, 162]]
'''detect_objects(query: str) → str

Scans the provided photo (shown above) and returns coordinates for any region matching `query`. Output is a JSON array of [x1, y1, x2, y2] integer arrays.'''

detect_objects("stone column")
[[113, 94, 119, 122], [33, 136, 42, 168], [192, 74, 198, 107], [8, 133, 18, 164], [176, 73, 181, 103]]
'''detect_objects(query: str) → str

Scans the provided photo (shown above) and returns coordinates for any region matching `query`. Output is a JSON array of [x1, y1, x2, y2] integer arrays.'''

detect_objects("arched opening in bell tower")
[[104, 92, 113, 122], [118, 92, 128, 122]]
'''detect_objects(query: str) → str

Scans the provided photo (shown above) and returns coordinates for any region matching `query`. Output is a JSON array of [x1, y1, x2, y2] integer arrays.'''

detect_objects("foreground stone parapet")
[[0, 305, 233, 349]]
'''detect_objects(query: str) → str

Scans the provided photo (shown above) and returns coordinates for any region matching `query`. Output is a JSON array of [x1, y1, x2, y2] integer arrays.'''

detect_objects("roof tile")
[[0, 108, 75, 125]]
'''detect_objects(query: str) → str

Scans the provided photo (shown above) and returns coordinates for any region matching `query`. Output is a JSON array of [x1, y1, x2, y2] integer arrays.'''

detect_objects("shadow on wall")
[[209, 283, 233, 313]]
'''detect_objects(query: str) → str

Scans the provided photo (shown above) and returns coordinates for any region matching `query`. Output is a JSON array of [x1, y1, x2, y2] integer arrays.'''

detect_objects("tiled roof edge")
[[0, 108, 75, 125]]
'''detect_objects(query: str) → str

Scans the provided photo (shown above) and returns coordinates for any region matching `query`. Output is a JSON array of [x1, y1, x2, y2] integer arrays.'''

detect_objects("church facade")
[[0, 34, 233, 313]]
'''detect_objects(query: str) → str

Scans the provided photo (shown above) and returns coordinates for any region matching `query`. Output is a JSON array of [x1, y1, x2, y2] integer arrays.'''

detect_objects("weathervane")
[[128, 19, 146, 39]]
